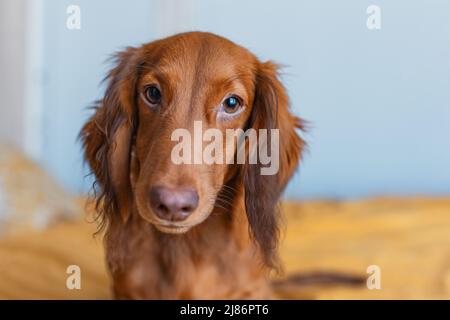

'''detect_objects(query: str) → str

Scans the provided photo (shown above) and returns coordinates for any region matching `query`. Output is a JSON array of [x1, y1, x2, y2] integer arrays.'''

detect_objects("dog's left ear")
[[244, 61, 305, 270]]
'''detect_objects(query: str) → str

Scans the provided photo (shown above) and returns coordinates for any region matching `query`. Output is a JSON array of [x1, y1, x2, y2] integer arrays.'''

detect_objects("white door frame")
[[0, 0, 44, 160], [23, 0, 44, 161]]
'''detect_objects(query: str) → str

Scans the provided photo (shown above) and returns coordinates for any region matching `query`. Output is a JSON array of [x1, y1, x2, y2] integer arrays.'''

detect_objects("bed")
[[1, 144, 449, 299]]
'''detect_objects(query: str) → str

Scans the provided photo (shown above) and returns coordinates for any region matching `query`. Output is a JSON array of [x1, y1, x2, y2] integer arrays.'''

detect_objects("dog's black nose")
[[149, 186, 199, 222]]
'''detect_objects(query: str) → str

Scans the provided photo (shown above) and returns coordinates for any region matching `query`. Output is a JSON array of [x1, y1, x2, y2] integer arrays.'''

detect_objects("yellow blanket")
[[1, 197, 449, 299]]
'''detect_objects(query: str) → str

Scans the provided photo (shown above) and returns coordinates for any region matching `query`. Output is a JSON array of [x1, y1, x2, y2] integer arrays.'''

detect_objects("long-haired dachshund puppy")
[[81, 32, 304, 299]]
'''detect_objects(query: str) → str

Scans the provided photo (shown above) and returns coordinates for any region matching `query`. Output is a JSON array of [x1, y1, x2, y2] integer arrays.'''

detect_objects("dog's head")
[[81, 32, 304, 267]]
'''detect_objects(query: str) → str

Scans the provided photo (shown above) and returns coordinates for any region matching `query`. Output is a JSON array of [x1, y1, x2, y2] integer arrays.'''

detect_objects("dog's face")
[[133, 34, 257, 233], [81, 32, 303, 266]]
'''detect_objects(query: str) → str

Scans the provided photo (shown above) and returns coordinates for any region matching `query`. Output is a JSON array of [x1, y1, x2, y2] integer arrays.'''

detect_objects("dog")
[[81, 32, 304, 299]]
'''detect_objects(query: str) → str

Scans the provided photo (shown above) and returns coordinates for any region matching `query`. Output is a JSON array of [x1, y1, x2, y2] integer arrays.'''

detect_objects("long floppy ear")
[[244, 61, 305, 270], [80, 47, 140, 226]]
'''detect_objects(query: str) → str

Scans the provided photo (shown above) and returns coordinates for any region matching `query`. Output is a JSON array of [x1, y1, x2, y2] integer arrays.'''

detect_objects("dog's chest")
[[164, 258, 270, 299], [114, 241, 271, 299]]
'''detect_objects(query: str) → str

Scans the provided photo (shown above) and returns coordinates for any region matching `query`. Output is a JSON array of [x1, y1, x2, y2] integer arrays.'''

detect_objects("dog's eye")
[[222, 96, 242, 114], [143, 85, 161, 106]]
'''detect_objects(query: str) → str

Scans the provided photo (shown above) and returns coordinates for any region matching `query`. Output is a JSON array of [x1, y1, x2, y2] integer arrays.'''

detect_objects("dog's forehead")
[[142, 32, 256, 80]]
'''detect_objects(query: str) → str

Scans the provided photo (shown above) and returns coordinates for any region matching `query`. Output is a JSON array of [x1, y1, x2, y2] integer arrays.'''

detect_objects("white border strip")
[[155, 0, 197, 38], [23, 0, 44, 161]]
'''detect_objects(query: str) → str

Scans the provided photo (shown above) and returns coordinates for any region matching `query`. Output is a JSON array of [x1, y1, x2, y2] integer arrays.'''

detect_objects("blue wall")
[[40, 0, 450, 199]]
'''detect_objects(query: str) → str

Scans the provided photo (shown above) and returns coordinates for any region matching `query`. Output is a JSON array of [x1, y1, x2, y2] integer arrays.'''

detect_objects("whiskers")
[[212, 184, 237, 213]]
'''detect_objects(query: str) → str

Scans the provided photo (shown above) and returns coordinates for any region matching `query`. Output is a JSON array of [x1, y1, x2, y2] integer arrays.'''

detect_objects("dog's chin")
[[153, 223, 192, 234], [138, 205, 215, 235]]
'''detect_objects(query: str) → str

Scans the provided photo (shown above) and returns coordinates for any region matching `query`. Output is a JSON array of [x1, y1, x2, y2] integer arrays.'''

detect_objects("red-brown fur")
[[80, 32, 304, 299]]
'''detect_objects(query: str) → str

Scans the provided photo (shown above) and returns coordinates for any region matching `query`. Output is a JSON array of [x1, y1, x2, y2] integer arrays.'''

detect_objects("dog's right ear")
[[80, 47, 140, 225]]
